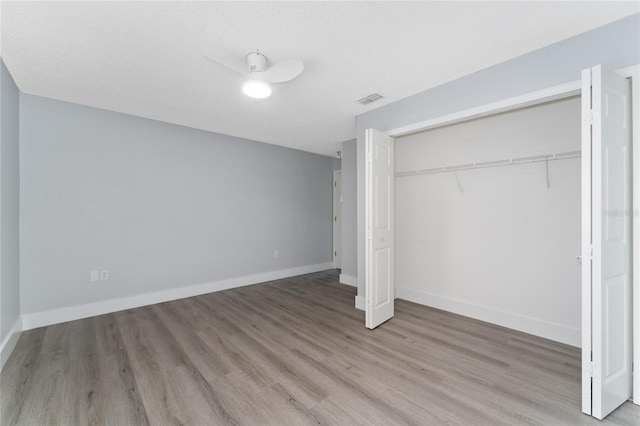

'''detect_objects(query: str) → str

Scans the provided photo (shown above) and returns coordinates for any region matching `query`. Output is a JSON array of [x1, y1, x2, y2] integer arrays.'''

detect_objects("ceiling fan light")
[[243, 79, 272, 99]]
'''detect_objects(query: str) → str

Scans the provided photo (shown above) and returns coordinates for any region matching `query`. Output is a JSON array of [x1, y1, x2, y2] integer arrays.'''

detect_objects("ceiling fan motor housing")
[[246, 52, 268, 72]]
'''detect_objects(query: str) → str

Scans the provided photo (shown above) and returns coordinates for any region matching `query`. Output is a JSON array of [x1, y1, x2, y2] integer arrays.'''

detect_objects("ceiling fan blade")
[[261, 60, 304, 83], [203, 55, 246, 78]]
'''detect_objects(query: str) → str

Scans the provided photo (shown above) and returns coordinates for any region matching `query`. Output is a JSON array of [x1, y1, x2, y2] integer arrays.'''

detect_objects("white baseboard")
[[21, 263, 334, 331], [342, 273, 364, 310], [339, 274, 357, 287], [355, 295, 365, 311], [396, 287, 581, 347], [0, 317, 23, 371]]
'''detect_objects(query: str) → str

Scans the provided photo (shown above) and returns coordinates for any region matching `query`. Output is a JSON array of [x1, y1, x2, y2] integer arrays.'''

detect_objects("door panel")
[[604, 276, 625, 378], [582, 65, 632, 420], [374, 173, 390, 230], [374, 247, 391, 307], [365, 128, 394, 329]]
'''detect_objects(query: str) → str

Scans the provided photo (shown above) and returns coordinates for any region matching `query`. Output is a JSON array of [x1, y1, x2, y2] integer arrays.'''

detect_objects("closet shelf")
[[396, 150, 581, 178]]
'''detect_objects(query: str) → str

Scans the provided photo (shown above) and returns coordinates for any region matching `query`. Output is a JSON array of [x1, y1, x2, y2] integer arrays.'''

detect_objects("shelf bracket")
[[545, 158, 551, 189], [454, 171, 465, 193]]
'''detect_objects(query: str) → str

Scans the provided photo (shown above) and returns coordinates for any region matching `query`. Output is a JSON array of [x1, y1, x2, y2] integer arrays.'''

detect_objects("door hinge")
[[585, 360, 599, 378], [583, 244, 596, 260], [366, 230, 372, 240], [585, 110, 594, 125], [366, 153, 373, 162], [334, 251, 337, 257]]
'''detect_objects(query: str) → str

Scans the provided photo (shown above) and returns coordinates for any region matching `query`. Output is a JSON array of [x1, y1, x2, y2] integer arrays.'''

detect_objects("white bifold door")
[[365, 129, 395, 329], [581, 65, 633, 420]]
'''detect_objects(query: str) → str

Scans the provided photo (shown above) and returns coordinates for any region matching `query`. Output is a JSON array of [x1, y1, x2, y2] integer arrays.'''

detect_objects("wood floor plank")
[[2, 269, 639, 425], [152, 302, 231, 380], [11, 350, 67, 425], [0, 328, 46, 425], [92, 314, 149, 426]]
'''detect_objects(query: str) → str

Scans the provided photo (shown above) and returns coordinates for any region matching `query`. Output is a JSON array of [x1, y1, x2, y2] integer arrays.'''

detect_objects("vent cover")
[[357, 93, 384, 105]]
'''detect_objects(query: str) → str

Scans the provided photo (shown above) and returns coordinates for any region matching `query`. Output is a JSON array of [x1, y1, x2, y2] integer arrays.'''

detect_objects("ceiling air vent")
[[357, 93, 384, 105]]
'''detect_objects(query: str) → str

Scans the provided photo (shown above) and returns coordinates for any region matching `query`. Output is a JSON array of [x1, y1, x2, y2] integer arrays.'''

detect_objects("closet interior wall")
[[395, 96, 582, 346]]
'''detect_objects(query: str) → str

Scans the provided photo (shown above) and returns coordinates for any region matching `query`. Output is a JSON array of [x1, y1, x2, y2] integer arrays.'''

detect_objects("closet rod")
[[395, 150, 581, 178]]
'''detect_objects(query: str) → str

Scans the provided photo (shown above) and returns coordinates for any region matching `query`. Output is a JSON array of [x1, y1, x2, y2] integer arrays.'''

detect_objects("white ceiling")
[[1, 1, 638, 156]]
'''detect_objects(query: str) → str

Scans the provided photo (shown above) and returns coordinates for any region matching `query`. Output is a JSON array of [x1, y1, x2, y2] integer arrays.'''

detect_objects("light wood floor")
[[1, 270, 639, 425]]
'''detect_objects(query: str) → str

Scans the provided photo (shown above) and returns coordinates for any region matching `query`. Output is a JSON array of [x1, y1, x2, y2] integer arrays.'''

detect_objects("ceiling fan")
[[205, 51, 304, 99]]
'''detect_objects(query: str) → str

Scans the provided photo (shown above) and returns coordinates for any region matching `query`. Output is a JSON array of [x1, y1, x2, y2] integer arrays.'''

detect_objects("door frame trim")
[[580, 67, 594, 415], [333, 170, 342, 269], [386, 65, 639, 138], [631, 66, 640, 406]]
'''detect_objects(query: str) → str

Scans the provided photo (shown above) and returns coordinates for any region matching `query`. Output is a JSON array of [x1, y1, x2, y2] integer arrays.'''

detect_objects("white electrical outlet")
[[100, 269, 109, 281], [90, 271, 99, 282], [274, 250, 279, 258]]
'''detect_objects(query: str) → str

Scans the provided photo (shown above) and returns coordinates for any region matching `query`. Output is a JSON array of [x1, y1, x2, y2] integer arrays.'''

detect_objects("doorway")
[[393, 95, 582, 345]]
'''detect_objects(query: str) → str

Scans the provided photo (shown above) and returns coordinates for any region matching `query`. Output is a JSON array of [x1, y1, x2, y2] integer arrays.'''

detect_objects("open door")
[[581, 65, 633, 420], [365, 129, 395, 329]]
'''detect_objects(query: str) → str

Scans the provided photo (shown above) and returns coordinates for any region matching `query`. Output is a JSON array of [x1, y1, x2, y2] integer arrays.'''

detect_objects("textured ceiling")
[[1, 1, 638, 156]]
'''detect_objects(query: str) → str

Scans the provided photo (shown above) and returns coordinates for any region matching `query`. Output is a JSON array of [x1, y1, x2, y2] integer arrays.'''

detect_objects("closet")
[[364, 64, 638, 420], [394, 96, 582, 346]]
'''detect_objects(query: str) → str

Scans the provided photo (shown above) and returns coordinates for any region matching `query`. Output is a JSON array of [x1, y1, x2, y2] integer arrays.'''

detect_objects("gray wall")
[[340, 139, 356, 280], [20, 94, 335, 314], [1, 59, 21, 343], [354, 13, 640, 298]]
